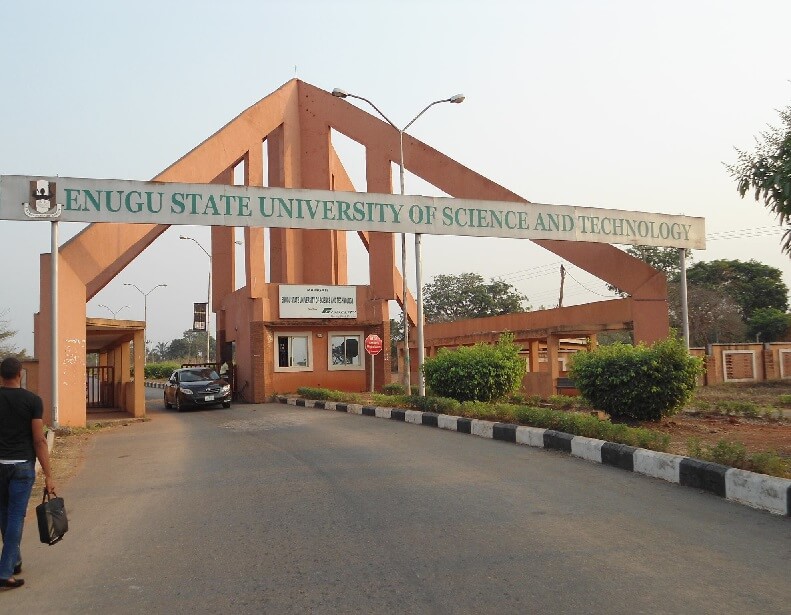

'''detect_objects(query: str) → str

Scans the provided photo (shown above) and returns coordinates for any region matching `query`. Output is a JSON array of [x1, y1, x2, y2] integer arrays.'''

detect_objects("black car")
[[164, 367, 231, 411]]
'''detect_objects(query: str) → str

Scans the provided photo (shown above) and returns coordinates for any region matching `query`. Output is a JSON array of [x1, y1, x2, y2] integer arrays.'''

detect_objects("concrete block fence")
[[278, 396, 791, 517]]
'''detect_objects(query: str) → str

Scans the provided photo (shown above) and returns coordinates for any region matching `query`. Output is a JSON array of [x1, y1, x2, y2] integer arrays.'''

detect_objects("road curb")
[[277, 396, 791, 517]]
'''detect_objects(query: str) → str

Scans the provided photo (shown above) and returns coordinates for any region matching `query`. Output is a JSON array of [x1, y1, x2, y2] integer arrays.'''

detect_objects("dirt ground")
[[30, 423, 136, 509], [649, 413, 790, 458], [663, 381, 791, 458]]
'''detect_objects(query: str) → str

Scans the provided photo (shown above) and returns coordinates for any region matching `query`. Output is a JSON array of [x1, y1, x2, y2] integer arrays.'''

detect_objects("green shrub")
[[569, 336, 704, 422], [715, 400, 759, 417], [548, 394, 577, 410], [507, 403, 669, 451], [422, 334, 524, 402], [296, 387, 361, 403], [144, 361, 181, 379], [296, 386, 332, 400], [686, 438, 789, 478], [748, 451, 790, 477], [706, 440, 747, 467], [688, 437, 746, 468], [382, 382, 406, 396], [406, 395, 460, 414], [777, 394, 791, 406]]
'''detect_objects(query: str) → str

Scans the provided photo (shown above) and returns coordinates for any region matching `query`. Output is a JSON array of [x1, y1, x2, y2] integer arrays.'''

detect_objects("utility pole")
[[558, 264, 566, 308], [679, 248, 690, 349]]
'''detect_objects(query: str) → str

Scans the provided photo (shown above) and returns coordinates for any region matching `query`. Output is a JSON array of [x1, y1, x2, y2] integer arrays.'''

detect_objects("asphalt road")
[[5, 395, 789, 614]]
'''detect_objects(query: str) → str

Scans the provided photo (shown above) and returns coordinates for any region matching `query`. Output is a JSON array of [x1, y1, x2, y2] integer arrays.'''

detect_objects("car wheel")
[[222, 401, 231, 408], [175, 397, 182, 412]]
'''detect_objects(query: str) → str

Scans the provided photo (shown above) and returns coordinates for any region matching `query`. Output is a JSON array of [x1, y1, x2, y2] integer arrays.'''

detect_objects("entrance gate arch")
[[0, 79, 703, 426]]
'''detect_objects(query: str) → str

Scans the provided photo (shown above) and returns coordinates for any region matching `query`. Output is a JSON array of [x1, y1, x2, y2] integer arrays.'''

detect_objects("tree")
[[729, 104, 791, 254], [164, 330, 216, 362], [150, 341, 170, 362], [747, 307, 791, 342], [668, 285, 745, 346], [423, 273, 528, 323], [0, 310, 26, 359], [389, 318, 403, 366], [685, 259, 788, 320]]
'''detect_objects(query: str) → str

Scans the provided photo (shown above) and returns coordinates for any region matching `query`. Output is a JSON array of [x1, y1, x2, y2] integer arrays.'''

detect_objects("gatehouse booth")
[[0, 79, 704, 427]]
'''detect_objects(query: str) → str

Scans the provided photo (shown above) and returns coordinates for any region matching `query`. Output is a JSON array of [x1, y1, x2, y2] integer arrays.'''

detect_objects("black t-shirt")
[[0, 387, 44, 461]]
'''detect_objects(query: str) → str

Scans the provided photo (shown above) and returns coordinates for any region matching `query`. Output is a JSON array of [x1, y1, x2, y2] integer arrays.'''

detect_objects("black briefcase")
[[35, 490, 68, 545]]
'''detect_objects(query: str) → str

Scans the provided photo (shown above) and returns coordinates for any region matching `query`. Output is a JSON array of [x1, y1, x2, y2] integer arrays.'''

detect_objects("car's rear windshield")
[[180, 369, 220, 382]]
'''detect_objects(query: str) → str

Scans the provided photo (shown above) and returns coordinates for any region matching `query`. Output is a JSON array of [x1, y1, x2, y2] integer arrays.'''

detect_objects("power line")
[[495, 261, 563, 281], [493, 224, 787, 303], [563, 269, 613, 298], [706, 226, 784, 240]]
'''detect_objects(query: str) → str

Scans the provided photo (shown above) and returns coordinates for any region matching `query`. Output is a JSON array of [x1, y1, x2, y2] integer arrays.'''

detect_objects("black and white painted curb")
[[145, 381, 166, 389], [277, 396, 791, 517]]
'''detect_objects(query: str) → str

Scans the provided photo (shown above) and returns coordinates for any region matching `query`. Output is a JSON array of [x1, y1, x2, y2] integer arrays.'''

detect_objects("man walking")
[[0, 357, 55, 589]]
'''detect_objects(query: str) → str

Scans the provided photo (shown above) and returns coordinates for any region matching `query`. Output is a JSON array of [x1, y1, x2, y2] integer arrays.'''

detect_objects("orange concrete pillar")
[[244, 144, 266, 298], [38, 252, 86, 427], [366, 148, 397, 300], [212, 225, 235, 306], [528, 340, 540, 372], [112, 342, 124, 411], [112, 342, 129, 411], [210, 168, 236, 312], [132, 329, 145, 417], [547, 335, 560, 392], [299, 103, 345, 284], [268, 124, 302, 283]]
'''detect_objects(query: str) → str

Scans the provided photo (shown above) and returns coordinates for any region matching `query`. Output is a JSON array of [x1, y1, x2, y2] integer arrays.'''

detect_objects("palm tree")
[[151, 341, 170, 362]]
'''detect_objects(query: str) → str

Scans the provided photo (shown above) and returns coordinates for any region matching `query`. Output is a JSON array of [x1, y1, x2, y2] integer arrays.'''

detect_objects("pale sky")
[[2, 0, 790, 353]]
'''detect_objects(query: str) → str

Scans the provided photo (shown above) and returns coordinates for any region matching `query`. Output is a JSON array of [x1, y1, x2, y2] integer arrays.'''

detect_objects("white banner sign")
[[279, 285, 357, 319], [0, 175, 706, 249]]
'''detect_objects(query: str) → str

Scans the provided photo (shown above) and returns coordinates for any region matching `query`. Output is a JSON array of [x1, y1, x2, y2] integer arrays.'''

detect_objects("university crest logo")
[[23, 180, 62, 218]]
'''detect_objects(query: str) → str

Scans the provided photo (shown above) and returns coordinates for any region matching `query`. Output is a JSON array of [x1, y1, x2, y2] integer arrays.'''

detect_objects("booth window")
[[275, 333, 312, 372], [329, 332, 364, 371]]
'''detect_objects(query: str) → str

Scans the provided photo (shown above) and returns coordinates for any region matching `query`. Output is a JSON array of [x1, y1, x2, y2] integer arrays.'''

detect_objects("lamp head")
[[331, 88, 349, 98], [448, 94, 465, 104], [178, 235, 188, 240]]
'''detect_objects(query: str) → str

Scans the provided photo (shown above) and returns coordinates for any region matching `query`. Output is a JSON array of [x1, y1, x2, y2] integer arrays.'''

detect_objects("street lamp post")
[[98, 304, 129, 319], [179, 235, 212, 363], [332, 88, 464, 395], [123, 283, 167, 362]]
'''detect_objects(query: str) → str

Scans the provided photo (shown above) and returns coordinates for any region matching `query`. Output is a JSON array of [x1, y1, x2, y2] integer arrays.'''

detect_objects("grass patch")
[[295, 387, 362, 404], [687, 437, 790, 478], [713, 400, 760, 417]]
